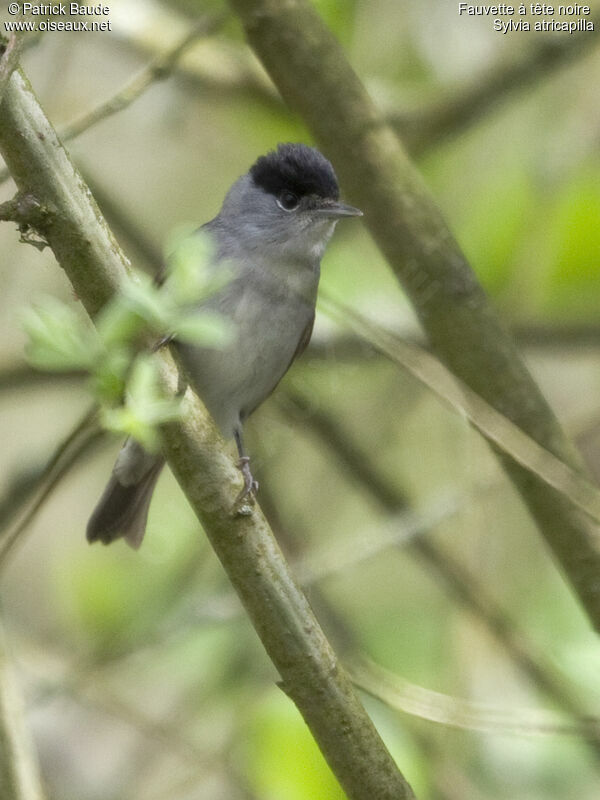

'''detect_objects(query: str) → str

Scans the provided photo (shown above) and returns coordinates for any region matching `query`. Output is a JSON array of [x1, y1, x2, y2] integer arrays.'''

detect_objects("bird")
[[87, 143, 362, 549]]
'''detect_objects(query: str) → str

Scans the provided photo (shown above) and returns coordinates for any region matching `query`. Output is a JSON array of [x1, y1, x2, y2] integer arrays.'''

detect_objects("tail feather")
[[87, 459, 164, 549]]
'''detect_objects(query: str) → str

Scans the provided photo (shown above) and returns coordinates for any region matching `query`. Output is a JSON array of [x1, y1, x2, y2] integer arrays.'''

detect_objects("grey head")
[[213, 143, 362, 262]]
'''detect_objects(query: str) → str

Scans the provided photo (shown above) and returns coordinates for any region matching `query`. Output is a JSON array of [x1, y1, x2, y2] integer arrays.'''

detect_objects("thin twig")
[[255, 478, 485, 800], [350, 656, 599, 739], [0, 15, 226, 188], [61, 13, 227, 143], [320, 294, 600, 527], [0, 406, 102, 569]]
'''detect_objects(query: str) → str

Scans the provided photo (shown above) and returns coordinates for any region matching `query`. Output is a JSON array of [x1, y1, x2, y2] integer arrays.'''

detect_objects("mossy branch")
[[0, 69, 415, 800]]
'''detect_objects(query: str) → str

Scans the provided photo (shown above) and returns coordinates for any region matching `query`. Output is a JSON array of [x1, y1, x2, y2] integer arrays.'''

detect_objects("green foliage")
[[55, 518, 199, 654], [243, 691, 348, 800], [22, 297, 101, 372], [543, 165, 600, 318], [457, 170, 537, 295], [100, 355, 182, 451], [22, 230, 232, 447]]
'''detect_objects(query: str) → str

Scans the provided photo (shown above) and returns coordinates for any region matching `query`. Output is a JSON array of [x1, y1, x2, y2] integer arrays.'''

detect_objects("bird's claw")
[[233, 456, 259, 514]]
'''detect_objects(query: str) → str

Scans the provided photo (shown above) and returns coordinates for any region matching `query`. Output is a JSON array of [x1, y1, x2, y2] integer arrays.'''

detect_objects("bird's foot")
[[233, 456, 259, 515], [152, 333, 174, 352]]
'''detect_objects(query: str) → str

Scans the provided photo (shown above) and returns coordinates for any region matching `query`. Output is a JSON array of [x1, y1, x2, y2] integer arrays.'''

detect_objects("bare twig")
[[350, 656, 599, 739], [0, 15, 226, 188], [0, 408, 102, 569], [59, 14, 227, 144]]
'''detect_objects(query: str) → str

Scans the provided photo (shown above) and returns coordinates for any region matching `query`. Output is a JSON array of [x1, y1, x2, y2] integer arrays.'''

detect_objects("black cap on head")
[[250, 143, 340, 201]]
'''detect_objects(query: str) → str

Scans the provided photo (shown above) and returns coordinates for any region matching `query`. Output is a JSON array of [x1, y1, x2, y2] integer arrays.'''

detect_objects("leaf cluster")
[[22, 230, 232, 450]]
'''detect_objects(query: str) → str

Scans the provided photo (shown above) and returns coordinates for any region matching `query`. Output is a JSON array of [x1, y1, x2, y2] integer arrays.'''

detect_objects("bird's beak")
[[315, 200, 363, 218]]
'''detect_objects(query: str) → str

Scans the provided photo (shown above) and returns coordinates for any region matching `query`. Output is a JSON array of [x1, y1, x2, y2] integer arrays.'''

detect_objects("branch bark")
[[227, 0, 600, 632], [0, 68, 415, 800]]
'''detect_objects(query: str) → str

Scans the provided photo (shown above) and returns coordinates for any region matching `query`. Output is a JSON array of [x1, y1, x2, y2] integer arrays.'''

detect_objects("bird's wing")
[[239, 311, 315, 424], [291, 310, 315, 363]]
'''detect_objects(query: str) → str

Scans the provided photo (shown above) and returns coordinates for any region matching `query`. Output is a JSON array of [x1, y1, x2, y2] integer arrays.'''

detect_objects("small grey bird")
[[87, 143, 362, 548]]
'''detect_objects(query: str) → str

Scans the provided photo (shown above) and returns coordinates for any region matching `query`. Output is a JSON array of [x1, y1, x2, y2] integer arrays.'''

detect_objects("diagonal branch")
[[0, 67, 415, 800], [279, 389, 600, 758], [0, 15, 225, 189], [57, 13, 226, 144], [392, 21, 600, 155], [227, 0, 600, 633]]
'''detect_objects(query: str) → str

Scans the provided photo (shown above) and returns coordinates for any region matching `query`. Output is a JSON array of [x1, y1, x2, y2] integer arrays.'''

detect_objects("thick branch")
[[0, 68, 415, 800], [228, 0, 600, 631]]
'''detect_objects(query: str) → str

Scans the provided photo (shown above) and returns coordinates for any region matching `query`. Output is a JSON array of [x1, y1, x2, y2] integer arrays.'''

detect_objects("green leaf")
[[173, 311, 234, 346], [96, 299, 146, 349], [165, 229, 215, 304], [21, 298, 99, 372], [89, 347, 131, 405], [100, 356, 182, 451], [119, 272, 172, 332], [163, 228, 232, 307]]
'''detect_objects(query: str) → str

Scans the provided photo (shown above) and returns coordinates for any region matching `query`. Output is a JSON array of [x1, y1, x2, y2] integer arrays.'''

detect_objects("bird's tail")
[[87, 449, 165, 549]]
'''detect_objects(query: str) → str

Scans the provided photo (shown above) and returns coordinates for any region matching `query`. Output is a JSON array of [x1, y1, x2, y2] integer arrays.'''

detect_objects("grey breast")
[[176, 260, 318, 438]]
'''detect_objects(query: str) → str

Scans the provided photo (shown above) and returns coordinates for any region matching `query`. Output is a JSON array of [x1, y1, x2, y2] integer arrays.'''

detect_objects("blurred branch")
[[320, 295, 600, 525], [279, 389, 600, 758], [0, 407, 102, 569], [24, 639, 218, 771], [392, 21, 600, 155], [0, 625, 45, 800], [0, 67, 415, 800], [350, 656, 598, 738], [257, 480, 486, 800], [59, 13, 226, 143], [0, 365, 83, 392], [108, 1, 279, 106], [307, 322, 600, 361], [278, 389, 410, 510], [228, 0, 600, 633], [0, 14, 226, 189]]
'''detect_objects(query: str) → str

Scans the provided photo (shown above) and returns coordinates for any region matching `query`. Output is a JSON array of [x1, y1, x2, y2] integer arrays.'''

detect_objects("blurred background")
[[1, 1, 600, 798]]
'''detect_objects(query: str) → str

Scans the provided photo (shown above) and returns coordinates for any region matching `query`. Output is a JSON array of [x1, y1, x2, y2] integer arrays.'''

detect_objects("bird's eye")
[[277, 191, 299, 211]]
